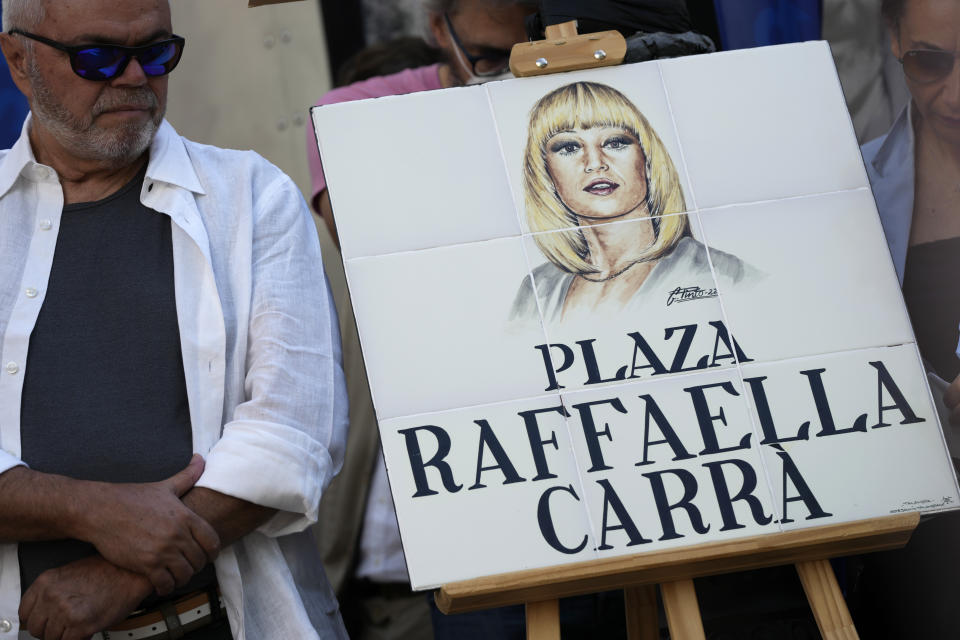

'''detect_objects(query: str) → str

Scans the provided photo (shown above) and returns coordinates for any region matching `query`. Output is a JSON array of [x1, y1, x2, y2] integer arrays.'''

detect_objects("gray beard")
[[27, 55, 164, 165]]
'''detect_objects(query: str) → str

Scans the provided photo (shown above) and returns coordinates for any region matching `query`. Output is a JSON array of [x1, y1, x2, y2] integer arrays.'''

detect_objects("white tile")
[[516, 214, 744, 395], [486, 63, 694, 236], [561, 371, 779, 558], [741, 345, 959, 530], [346, 236, 555, 420], [380, 397, 595, 589], [698, 190, 913, 363], [312, 86, 520, 258], [659, 42, 868, 209]]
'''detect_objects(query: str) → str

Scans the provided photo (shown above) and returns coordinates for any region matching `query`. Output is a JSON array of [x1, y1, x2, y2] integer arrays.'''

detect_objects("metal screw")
[[594, 49, 607, 61], [535, 57, 548, 69]]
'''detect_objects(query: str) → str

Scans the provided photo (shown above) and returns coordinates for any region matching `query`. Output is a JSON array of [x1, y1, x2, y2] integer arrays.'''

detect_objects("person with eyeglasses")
[[852, 0, 960, 636], [0, 0, 349, 639], [307, 0, 533, 234], [864, 0, 960, 393]]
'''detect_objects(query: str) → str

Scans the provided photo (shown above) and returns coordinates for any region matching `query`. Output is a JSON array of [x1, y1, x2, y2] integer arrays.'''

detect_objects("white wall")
[[166, 0, 332, 198]]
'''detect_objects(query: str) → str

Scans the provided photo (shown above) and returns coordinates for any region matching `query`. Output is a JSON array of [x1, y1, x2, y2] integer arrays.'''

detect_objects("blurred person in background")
[[0, 4, 27, 147], [823, 0, 910, 143], [853, 0, 960, 636], [711, 0, 908, 143], [307, 6, 533, 640], [333, 36, 443, 88]]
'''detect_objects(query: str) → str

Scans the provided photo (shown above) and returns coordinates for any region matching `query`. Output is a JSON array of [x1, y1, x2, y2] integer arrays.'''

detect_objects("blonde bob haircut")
[[523, 81, 688, 275]]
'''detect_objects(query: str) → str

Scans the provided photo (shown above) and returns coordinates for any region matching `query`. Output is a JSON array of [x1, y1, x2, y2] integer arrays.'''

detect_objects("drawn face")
[[891, 0, 960, 145], [544, 126, 649, 222]]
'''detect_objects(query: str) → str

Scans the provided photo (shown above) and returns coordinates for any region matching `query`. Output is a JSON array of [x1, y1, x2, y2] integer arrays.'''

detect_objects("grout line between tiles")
[[656, 59, 700, 213], [482, 83, 528, 235], [344, 234, 523, 264], [557, 390, 603, 562], [697, 186, 873, 215], [911, 343, 960, 498], [342, 186, 875, 264], [522, 249, 604, 561], [682, 210, 782, 523], [656, 59, 784, 529], [736, 341, 920, 369], [374, 341, 923, 425], [526, 210, 693, 238], [724, 341, 783, 530], [377, 389, 562, 423]]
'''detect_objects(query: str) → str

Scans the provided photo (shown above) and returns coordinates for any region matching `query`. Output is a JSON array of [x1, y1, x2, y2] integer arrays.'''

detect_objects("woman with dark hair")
[[856, 0, 960, 635], [867, 0, 960, 401]]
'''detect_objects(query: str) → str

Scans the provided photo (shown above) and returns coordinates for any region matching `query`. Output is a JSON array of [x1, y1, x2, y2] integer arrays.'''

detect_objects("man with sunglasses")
[[854, 0, 960, 636], [0, 0, 348, 639]]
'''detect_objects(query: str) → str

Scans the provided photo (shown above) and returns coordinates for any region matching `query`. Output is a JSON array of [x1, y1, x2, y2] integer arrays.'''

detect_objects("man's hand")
[[71, 455, 220, 595], [19, 555, 152, 640], [945, 373, 960, 427]]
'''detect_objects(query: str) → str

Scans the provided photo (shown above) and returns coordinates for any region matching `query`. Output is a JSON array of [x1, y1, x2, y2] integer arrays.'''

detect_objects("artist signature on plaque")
[[890, 496, 955, 514], [667, 286, 719, 306]]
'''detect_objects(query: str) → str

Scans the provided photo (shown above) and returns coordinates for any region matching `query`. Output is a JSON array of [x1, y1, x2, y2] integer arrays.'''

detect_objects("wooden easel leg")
[[526, 598, 560, 640], [795, 559, 859, 640], [660, 579, 705, 640], [624, 584, 659, 640]]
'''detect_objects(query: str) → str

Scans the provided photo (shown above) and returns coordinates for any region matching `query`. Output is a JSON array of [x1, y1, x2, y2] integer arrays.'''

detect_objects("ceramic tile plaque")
[[311, 42, 960, 590]]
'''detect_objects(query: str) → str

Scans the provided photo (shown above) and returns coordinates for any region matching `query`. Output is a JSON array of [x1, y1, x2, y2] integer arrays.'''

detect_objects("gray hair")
[[422, 0, 537, 15], [2, 0, 45, 33]]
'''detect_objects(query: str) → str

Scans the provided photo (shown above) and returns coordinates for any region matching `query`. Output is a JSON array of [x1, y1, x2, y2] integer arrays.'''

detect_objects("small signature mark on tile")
[[666, 286, 718, 306]]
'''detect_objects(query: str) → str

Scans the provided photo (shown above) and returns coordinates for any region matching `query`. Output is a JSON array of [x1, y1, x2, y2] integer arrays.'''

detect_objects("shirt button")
[[25, 288, 37, 298], [5, 362, 18, 375], [0, 617, 11, 632], [39, 219, 52, 231]]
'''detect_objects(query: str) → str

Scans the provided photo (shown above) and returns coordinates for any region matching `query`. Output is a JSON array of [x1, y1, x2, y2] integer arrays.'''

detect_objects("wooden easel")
[[436, 512, 919, 639]]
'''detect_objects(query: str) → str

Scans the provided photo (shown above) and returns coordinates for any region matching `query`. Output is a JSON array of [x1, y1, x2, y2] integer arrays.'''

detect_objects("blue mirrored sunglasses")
[[8, 29, 185, 81]]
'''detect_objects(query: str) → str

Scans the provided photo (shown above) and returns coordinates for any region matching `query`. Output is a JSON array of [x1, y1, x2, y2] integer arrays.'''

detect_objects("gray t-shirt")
[[17, 165, 209, 596]]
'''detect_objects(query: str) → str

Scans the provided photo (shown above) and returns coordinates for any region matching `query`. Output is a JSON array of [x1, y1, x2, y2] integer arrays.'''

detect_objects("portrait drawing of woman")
[[510, 81, 759, 324]]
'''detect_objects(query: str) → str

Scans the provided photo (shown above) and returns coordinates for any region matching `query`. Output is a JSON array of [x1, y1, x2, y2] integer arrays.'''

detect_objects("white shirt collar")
[[0, 116, 207, 198], [145, 120, 206, 195], [0, 115, 41, 199], [870, 101, 915, 180]]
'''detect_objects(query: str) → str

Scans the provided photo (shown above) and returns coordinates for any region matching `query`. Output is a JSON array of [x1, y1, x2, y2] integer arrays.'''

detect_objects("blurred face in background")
[[891, 0, 960, 146], [428, 0, 530, 85]]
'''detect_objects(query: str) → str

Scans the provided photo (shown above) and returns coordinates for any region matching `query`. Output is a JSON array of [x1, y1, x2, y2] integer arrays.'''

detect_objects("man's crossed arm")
[[0, 455, 275, 640]]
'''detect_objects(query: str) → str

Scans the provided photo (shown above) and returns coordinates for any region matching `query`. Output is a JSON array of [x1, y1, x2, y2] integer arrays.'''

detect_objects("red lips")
[[584, 179, 619, 196]]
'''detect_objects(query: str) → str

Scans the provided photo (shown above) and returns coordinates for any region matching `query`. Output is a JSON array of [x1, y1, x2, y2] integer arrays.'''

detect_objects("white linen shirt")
[[0, 117, 349, 639]]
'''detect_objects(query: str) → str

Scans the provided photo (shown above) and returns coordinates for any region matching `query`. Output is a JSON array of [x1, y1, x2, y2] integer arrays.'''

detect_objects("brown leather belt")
[[93, 588, 225, 640]]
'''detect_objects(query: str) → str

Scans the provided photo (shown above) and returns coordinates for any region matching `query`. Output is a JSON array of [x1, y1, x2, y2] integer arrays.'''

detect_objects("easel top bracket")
[[509, 20, 627, 77]]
